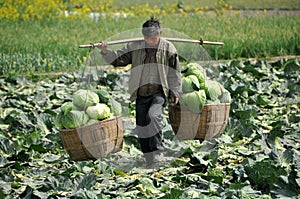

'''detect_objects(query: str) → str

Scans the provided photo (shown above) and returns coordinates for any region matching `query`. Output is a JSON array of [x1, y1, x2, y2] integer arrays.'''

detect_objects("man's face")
[[144, 34, 161, 46]]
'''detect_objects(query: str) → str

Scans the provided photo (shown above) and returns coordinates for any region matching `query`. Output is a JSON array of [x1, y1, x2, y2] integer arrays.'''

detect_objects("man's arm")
[[168, 53, 182, 105], [98, 42, 132, 67]]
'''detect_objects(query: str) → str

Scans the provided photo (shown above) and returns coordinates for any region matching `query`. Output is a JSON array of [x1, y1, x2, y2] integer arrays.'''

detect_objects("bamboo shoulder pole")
[[79, 37, 224, 48]]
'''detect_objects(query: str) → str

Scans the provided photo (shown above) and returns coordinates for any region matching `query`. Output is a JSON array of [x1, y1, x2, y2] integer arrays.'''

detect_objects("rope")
[[187, 38, 204, 63], [76, 46, 94, 136]]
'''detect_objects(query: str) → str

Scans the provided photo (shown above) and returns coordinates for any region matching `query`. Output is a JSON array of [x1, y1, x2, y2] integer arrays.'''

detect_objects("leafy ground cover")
[[0, 57, 299, 198]]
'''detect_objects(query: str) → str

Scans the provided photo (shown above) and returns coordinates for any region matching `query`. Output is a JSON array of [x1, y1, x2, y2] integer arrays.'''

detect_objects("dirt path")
[[228, 9, 300, 16], [200, 8, 300, 16], [193, 55, 300, 69], [27, 55, 298, 78]]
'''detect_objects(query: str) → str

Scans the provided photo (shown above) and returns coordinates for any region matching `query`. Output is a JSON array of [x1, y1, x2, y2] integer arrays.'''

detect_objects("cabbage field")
[[0, 57, 299, 198]]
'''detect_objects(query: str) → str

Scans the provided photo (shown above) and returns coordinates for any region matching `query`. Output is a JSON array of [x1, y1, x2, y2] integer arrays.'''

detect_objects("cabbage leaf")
[[61, 110, 89, 129], [73, 89, 99, 110], [86, 103, 111, 120], [205, 79, 223, 101], [108, 98, 122, 116], [179, 90, 206, 113], [185, 63, 206, 83], [61, 101, 73, 115]]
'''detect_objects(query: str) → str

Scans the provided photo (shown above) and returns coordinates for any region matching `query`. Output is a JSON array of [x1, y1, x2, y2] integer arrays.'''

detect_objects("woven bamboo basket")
[[168, 103, 230, 140], [59, 116, 124, 161]]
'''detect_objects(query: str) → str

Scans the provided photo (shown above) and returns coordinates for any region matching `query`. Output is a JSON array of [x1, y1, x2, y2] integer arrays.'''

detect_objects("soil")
[[227, 9, 300, 16], [203, 8, 300, 16]]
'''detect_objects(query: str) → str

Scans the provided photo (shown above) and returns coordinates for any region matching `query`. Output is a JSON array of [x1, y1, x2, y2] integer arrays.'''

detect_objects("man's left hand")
[[169, 97, 179, 106]]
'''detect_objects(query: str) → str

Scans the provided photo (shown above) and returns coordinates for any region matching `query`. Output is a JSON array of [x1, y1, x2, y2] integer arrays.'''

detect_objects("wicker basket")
[[168, 103, 230, 140], [59, 116, 124, 161]]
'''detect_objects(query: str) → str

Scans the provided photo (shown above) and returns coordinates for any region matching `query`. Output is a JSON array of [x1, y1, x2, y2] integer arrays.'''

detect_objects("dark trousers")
[[135, 92, 165, 154]]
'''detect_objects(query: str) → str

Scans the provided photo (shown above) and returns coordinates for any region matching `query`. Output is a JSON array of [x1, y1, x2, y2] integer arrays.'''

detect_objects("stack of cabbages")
[[55, 88, 122, 129], [179, 62, 231, 113]]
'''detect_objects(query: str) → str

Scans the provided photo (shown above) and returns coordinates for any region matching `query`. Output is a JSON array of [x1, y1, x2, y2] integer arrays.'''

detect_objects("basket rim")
[[59, 115, 122, 132], [169, 103, 230, 107], [168, 103, 231, 111]]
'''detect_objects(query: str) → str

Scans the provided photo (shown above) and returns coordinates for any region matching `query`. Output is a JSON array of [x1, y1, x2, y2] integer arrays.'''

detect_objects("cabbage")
[[182, 77, 194, 93], [94, 88, 111, 104], [182, 75, 200, 93], [179, 90, 206, 113], [108, 98, 122, 116], [86, 103, 111, 120], [185, 63, 206, 83], [200, 82, 206, 90], [188, 75, 201, 90], [73, 89, 99, 110], [186, 62, 203, 71], [72, 104, 82, 111], [55, 112, 64, 129], [219, 89, 232, 103], [61, 110, 89, 129], [180, 62, 231, 106], [206, 99, 220, 104], [87, 119, 99, 125], [205, 80, 223, 101], [61, 102, 73, 115]]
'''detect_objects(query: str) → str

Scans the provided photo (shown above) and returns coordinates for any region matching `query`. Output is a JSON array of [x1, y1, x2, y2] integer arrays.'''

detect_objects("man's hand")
[[97, 41, 108, 54], [169, 97, 179, 106]]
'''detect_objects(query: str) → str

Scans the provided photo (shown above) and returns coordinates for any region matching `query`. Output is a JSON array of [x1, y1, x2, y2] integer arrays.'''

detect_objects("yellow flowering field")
[[0, 0, 174, 20], [0, 0, 232, 21]]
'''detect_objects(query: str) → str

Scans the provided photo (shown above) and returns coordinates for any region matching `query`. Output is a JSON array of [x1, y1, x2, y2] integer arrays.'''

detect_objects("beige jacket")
[[102, 38, 182, 101]]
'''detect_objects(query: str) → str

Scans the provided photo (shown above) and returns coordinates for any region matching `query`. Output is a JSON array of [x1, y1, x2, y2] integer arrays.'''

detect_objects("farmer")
[[98, 17, 182, 168]]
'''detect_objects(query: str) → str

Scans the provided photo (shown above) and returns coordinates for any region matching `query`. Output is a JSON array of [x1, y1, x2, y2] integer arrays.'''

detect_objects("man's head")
[[142, 17, 162, 46]]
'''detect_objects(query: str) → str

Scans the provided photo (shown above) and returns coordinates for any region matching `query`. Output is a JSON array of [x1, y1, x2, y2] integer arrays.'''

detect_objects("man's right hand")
[[98, 41, 108, 54]]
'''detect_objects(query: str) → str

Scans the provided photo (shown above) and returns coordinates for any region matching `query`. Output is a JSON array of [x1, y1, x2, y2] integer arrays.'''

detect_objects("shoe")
[[144, 151, 165, 169], [144, 152, 154, 168]]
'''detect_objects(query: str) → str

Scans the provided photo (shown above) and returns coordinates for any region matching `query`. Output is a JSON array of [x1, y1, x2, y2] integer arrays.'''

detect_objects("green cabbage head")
[[86, 103, 111, 120], [87, 119, 99, 125], [205, 79, 223, 101], [61, 110, 89, 129], [93, 88, 111, 104], [185, 63, 206, 83], [179, 90, 206, 113], [108, 98, 122, 116], [73, 89, 99, 110], [182, 75, 200, 93], [61, 101, 73, 115], [219, 89, 232, 103]]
